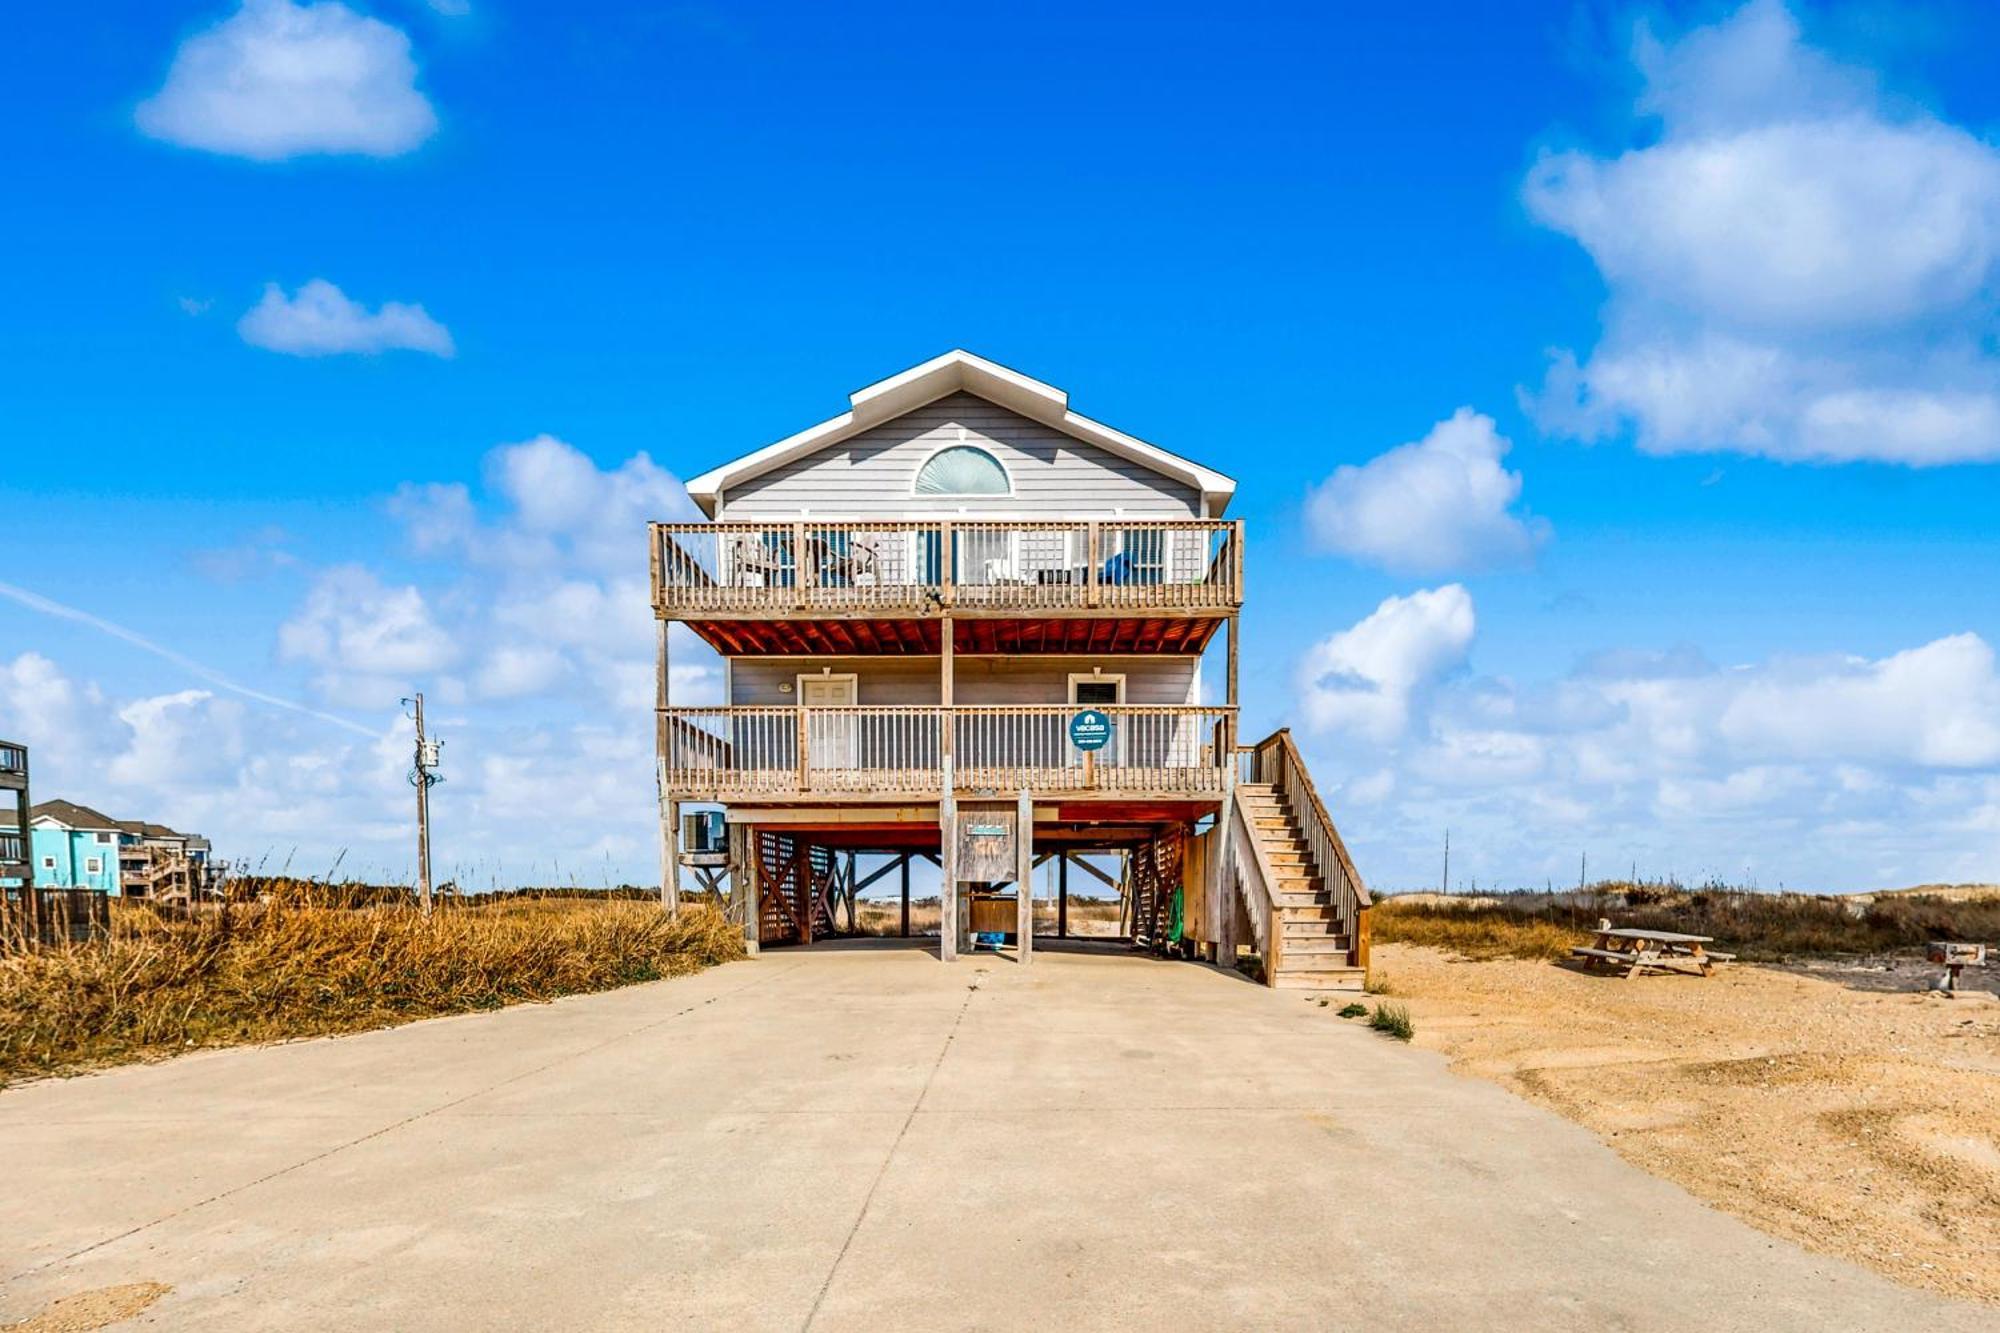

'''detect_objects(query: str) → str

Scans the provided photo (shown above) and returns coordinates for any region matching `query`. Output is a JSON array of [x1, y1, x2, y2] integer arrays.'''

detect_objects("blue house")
[[28, 799, 127, 894]]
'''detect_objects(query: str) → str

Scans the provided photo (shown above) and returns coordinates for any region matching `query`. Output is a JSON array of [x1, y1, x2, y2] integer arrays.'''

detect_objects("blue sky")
[[4, 0, 2000, 891]]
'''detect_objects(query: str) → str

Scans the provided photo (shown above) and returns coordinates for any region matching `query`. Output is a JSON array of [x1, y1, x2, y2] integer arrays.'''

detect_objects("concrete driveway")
[[1, 940, 1988, 1331]]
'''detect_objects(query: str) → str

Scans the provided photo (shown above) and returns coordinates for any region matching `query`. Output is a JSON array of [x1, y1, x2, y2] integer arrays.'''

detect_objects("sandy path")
[[1372, 943, 2000, 1304]]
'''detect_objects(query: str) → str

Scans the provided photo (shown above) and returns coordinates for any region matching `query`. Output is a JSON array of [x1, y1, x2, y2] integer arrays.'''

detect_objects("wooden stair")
[[1236, 784, 1366, 992]]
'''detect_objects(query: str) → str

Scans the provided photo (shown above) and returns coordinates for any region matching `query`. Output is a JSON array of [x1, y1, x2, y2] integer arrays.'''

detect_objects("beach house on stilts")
[[649, 351, 1368, 988]]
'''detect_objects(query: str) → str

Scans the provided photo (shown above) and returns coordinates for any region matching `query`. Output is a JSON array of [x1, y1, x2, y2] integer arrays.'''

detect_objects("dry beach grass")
[[1376, 885, 2000, 961], [0, 894, 743, 1087]]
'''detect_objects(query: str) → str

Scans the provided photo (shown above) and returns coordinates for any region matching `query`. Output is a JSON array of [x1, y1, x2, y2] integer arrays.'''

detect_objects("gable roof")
[[683, 350, 1237, 517], [30, 799, 123, 832], [118, 820, 187, 842]]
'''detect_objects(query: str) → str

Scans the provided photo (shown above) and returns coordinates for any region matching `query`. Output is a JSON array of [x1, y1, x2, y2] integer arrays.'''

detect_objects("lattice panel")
[[756, 830, 806, 946], [808, 845, 837, 940]]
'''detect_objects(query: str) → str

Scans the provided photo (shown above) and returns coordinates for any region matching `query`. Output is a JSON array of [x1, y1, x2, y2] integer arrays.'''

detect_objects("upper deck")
[[651, 517, 1242, 622], [0, 740, 26, 792]]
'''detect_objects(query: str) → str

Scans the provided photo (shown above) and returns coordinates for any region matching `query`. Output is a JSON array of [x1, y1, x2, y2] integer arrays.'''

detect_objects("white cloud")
[[279, 566, 458, 707], [1524, 0, 2000, 465], [136, 0, 437, 161], [1718, 634, 2000, 768], [0, 652, 112, 772], [1306, 409, 1548, 573], [1290, 601, 2000, 891], [1296, 585, 1475, 742], [108, 690, 246, 788], [474, 645, 569, 700], [239, 280, 455, 358]]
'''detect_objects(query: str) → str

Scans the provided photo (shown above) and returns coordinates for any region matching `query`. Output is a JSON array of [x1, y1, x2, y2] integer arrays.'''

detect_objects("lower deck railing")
[[661, 705, 1235, 797]]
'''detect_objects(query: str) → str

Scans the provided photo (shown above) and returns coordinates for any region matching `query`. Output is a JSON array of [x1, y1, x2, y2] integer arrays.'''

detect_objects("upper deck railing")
[[651, 519, 1242, 618], [0, 741, 25, 792]]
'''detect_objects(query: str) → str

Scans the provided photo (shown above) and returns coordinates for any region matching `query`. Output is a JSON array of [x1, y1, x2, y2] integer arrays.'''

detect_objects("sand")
[[3, 1283, 171, 1332], [1370, 943, 2000, 1304]]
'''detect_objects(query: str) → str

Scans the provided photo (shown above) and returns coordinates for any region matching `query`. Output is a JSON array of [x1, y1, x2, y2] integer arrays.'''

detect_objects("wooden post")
[[800, 841, 815, 946], [656, 620, 679, 912], [900, 853, 910, 938], [795, 702, 811, 792], [1058, 853, 1069, 938], [733, 821, 760, 953], [792, 520, 809, 610], [663, 799, 681, 914], [1086, 521, 1101, 607], [412, 692, 433, 916], [939, 788, 958, 962], [1209, 777, 1235, 965], [1225, 613, 1240, 757], [1016, 788, 1033, 965], [938, 520, 954, 608]]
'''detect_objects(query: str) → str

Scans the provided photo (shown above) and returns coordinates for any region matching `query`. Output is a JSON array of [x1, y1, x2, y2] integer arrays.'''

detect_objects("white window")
[[85, 857, 102, 874], [95, 831, 111, 844], [41, 856, 55, 870], [914, 445, 1009, 496]]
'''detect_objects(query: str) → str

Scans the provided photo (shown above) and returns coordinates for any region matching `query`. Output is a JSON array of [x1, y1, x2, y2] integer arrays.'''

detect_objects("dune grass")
[[1368, 1002, 1413, 1041], [1375, 883, 2000, 962], [0, 893, 743, 1087]]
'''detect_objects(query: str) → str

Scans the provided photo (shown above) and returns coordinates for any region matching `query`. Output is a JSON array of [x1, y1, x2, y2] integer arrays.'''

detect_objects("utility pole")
[[404, 694, 442, 916], [1441, 828, 1450, 896]]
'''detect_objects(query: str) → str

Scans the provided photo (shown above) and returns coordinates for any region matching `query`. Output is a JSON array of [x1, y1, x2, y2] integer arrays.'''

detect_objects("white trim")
[[718, 509, 1194, 522], [909, 441, 1015, 497], [1066, 672, 1126, 705], [795, 671, 859, 706], [683, 350, 1236, 517]]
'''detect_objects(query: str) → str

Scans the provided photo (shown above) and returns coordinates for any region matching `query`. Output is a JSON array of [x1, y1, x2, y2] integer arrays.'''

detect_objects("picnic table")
[[1570, 926, 1734, 978]]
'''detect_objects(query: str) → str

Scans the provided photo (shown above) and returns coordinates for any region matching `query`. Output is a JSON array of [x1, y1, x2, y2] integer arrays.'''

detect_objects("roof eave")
[[679, 350, 1234, 517]]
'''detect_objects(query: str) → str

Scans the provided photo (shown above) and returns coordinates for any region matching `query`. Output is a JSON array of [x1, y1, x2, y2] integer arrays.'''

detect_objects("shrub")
[[1337, 1002, 1368, 1019], [0, 897, 743, 1086], [1369, 1002, 1413, 1041]]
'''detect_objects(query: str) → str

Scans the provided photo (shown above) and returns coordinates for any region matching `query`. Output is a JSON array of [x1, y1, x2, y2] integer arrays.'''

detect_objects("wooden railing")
[[660, 705, 1235, 798], [0, 741, 25, 775], [1224, 792, 1284, 985], [650, 519, 1242, 617], [1241, 728, 1371, 969], [0, 831, 24, 865]]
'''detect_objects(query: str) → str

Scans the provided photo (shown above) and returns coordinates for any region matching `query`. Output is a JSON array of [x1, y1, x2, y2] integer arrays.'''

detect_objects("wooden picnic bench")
[[1571, 926, 1734, 978]]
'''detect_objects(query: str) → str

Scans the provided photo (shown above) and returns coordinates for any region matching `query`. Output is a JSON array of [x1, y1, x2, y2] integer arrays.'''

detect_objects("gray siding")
[[720, 392, 1200, 518], [730, 655, 1199, 707]]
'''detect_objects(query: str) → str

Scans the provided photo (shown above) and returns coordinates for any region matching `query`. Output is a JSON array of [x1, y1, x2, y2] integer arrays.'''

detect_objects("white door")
[[799, 674, 859, 771]]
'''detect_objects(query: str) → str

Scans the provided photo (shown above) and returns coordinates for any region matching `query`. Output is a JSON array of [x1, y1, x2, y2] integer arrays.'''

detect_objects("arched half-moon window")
[[915, 444, 1010, 496]]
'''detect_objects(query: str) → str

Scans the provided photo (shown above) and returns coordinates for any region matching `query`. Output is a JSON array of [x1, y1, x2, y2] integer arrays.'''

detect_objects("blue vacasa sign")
[[1068, 709, 1113, 751]]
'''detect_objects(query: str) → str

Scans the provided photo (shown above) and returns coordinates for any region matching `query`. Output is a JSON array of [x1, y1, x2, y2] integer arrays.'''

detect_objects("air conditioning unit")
[[682, 810, 726, 854]]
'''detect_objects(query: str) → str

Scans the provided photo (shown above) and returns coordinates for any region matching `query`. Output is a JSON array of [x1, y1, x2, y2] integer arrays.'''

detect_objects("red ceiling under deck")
[[731, 802, 1218, 851], [687, 616, 1222, 656]]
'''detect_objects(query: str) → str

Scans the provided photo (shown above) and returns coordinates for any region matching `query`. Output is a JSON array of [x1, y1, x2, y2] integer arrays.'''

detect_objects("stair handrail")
[[1227, 790, 1286, 984], [1247, 728, 1372, 970]]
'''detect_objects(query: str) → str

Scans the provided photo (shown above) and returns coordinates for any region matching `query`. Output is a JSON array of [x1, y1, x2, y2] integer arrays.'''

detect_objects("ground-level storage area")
[[723, 802, 1208, 960]]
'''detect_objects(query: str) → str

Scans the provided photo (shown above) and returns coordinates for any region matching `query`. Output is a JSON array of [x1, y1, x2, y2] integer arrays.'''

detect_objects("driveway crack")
[[802, 977, 980, 1330]]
